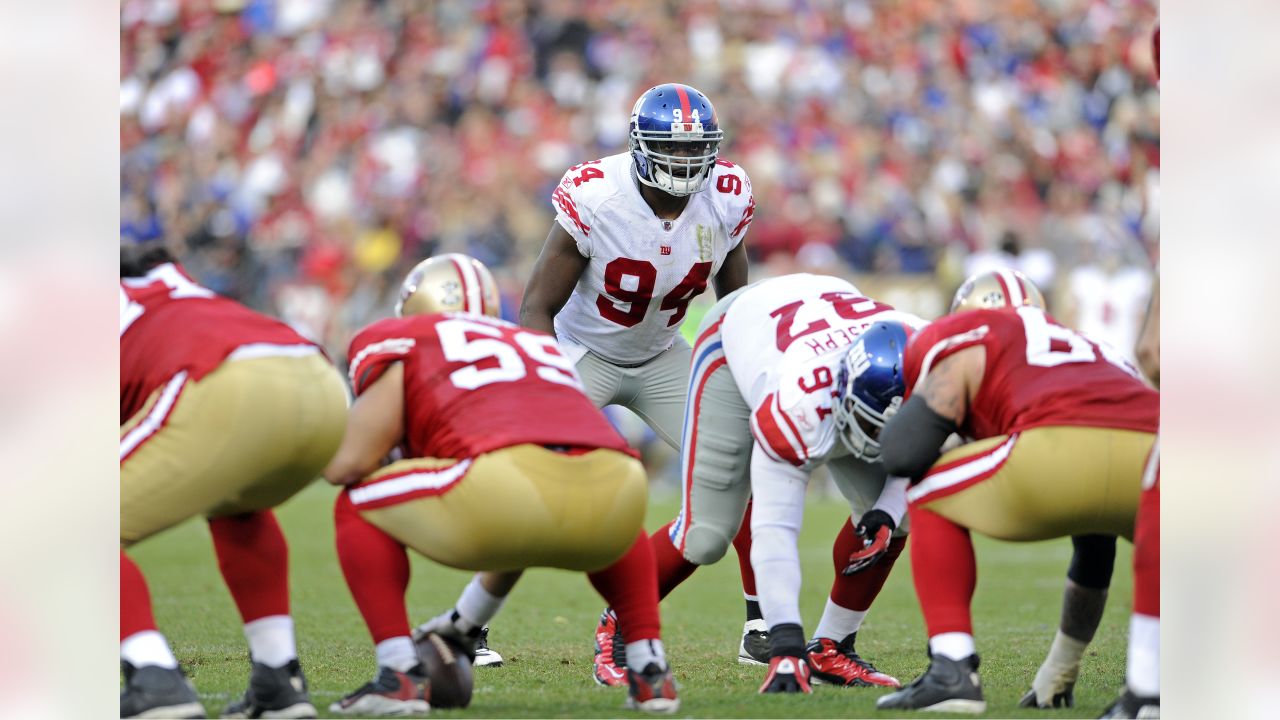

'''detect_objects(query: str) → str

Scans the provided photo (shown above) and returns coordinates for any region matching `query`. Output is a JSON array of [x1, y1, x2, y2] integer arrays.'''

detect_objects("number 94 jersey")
[[347, 313, 635, 460], [719, 274, 925, 469], [552, 152, 754, 365]]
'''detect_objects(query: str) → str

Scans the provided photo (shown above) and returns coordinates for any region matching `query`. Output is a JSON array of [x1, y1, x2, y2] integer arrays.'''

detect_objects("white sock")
[[1127, 613, 1160, 696], [929, 632, 976, 661], [244, 615, 297, 668], [455, 576, 505, 632], [625, 638, 667, 672], [376, 636, 420, 672], [121, 630, 179, 669], [813, 598, 867, 641]]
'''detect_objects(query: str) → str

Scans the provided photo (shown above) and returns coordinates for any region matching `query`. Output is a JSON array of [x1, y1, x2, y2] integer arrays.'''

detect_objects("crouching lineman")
[[950, 270, 1125, 710], [121, 245, 349, 718], [606, 273, 924, 693], [323, 254, 680, 715], [873, 297, 1157, 713]]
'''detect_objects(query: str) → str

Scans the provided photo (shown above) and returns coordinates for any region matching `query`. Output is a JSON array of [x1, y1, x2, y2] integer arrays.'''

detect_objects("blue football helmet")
[[833, 321, 911, 462], [629, 83, 723, 196]]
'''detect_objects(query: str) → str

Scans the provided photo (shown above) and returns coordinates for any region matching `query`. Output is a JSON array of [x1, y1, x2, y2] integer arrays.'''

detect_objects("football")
[[414, 632, 474, 708]]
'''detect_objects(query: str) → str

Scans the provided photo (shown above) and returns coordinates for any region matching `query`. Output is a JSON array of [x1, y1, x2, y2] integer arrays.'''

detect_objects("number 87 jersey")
[[551, 152, 754, 365], [347, 313, 637, 460]]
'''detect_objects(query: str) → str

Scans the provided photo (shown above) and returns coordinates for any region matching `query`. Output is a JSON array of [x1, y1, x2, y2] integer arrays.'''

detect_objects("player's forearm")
[[871, 476, 909, 528], [517, 299, 557, 335]]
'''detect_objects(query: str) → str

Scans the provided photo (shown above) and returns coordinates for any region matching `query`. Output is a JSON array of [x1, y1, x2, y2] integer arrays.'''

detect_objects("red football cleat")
[[593, 609, 628, 687], [625, 663, 680, 714], [758, 656, 813, 694], [806, 637, 901, 688]]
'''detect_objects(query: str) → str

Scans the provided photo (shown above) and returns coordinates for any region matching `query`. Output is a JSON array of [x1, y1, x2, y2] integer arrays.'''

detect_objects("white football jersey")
[[552, 151, 754, 365], [719, 274, 925, 470]]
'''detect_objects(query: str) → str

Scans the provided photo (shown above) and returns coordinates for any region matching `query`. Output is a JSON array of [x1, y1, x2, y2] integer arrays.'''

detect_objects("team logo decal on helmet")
[[396, 253, 501, 318], [629, 83, 723, 196], [833, 322, 911, 462], [950, 268, 1046, 314]]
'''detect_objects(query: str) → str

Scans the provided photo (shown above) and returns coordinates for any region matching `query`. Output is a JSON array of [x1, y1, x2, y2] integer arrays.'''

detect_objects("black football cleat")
[[329, 664, 430, 716], [222, 658, 316, 718], [1098, 688, 1160, 718], [121, 662, 206, 719], [738, 619, 771, 666], [624, 662, 680, 714], [876, 653, 986, 713], [473, 626, 504, 668], [758, 656, 813, 694]]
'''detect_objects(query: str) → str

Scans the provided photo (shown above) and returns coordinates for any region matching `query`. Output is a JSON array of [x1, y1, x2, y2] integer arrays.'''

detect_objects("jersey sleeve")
[[713, 159, 755, 248], [551, 165, 600, 257], [902, 312, 995, 398], [347, 318, 418, 395], [749, 379, 836, 469]]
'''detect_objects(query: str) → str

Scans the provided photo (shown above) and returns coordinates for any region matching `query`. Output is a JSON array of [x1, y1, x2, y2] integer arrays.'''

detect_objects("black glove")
[[842, 509, 896, 575]]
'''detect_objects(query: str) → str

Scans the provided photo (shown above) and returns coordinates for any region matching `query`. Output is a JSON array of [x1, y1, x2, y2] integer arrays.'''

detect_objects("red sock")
[[334, 491, 412, 643], [589, 530, 660, 642], [121, 550, 158, 640], [1133, 481, 1159, 618], [831, 518, 908, 611], [651, 521, 697, 600], [732, 500, 758, 598], [908, 504, 976, 636], [208, 510, 290, 622]]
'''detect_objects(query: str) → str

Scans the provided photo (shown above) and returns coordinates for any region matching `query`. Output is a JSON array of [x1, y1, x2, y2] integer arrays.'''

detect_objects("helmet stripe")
[[447, 255, 482, 313], [674, 85, 692, 122], [995, 268, 1024, 306]]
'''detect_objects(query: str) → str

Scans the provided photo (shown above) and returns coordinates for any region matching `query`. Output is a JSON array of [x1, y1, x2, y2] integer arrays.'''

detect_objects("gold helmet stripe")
[[445, 254, 482, 314], [994, 267, 1024, 307]]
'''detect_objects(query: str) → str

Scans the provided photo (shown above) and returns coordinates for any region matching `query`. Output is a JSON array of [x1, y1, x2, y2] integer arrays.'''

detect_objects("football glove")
[[842, 509, 895, 575]]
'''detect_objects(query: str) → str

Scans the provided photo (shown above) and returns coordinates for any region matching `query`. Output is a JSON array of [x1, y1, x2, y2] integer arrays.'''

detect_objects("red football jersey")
[[903, 308, 1158, 439], [120, 263, 317, 420], [346, 313, 636, 459]]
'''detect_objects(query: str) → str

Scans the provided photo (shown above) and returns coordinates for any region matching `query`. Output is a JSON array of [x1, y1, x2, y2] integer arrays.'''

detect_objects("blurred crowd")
[[120, 0, 1159, 360]]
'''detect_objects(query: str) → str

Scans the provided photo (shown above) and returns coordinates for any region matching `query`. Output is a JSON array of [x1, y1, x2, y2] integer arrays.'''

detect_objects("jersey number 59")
[[437, 319, 583, 391]]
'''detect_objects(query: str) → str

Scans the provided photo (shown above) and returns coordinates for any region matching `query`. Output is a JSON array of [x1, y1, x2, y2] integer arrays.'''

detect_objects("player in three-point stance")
[[519, 82, 765, 679], [324, 254, 679, 715], [121, 245, 348, 719], [874, 296, 1157, 714], [650, 272, 925, 694]]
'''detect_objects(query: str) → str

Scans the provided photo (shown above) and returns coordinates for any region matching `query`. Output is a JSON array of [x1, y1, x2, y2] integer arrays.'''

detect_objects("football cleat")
[[806, 636, 901, 688], [120, 662, 206, 719], [758, 656, 813, 694], [737, 619, 770, 666], [222, 659, 316, 718], [328, 665, 430, 717], [473, 626, 503, 667], [593, 609, 628, 687], [1098, 688, 1160, 718], [624, 662, 680, 714], [876, 653, 986, 713]]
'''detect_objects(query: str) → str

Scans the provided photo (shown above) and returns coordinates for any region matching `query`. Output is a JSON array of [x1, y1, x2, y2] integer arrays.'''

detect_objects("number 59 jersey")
[[347, 313, 636, 460], [902, 307, 1159, 440], [719, 274, 925, 469], [552, 152, 754, 365]]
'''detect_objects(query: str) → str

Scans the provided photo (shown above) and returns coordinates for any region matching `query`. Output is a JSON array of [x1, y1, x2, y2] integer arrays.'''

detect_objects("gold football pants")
[[908, 426, 1156, 541], [121, 353, 348, 545], [352, 444, 648, 572]]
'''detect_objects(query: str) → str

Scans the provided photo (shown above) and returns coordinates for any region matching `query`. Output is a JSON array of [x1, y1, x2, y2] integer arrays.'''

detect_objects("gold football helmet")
[[395, 253, 501, 318], [950, 268, 1046, 313]]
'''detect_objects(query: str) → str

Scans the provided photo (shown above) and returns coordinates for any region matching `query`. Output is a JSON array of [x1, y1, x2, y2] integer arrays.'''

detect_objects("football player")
[[873, 289, 1158, 713], [950, 270, 1124, 711], [519, 83, 763, 673], [634, 273, 925, 693], [120, 244, 349, 719], [324, 254, 680, 715]]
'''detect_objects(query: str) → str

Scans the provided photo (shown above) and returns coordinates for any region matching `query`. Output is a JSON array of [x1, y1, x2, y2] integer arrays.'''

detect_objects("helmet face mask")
[[629, 83, 723, 196], [951, 268, 1046, 314], [833, 322, 911, 463], [396, 253, 500, 319]]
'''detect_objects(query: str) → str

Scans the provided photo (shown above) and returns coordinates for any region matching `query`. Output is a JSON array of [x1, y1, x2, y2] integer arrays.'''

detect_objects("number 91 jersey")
[[346, 313, 635, 460], [552, 152, 754, 365], [719, 274, 925, 468]]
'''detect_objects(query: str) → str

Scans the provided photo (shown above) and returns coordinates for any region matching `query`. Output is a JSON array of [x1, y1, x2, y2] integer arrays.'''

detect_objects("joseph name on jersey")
[[719, 274, 925, 469], [551, 151, 754, 365]]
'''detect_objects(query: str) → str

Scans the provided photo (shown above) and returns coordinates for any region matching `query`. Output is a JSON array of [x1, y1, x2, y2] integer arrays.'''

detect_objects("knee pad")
[[1068, 534, 1117, 589], [682, 526, 731, 566]]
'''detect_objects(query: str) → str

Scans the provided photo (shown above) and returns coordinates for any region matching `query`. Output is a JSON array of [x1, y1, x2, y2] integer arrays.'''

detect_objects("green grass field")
[[132, 482, 1133, 719]]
